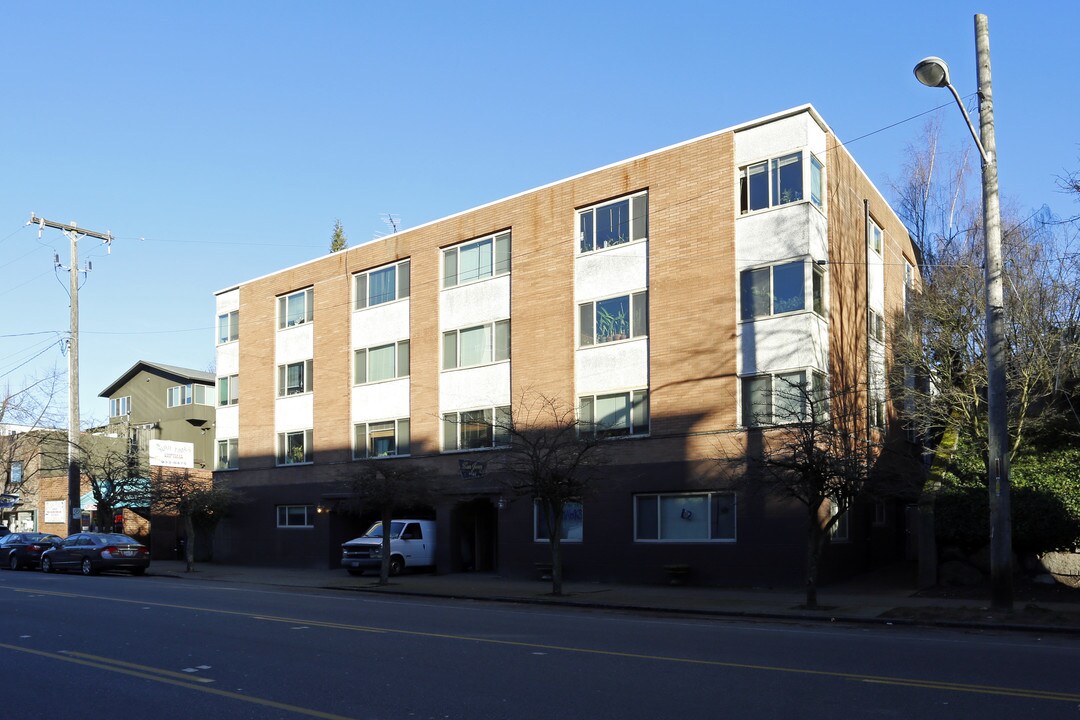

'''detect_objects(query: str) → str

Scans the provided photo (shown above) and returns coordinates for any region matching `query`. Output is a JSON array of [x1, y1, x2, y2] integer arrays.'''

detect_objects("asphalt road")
[[1, 568, 1077, 719]]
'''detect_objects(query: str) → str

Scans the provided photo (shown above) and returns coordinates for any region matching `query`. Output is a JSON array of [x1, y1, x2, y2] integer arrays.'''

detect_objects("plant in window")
[[596, 304, 628, 342]]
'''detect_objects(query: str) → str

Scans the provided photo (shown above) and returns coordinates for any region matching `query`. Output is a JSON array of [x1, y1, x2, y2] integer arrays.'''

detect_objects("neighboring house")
[[27, 362, 216, 554], [213, 105, 922, 585]]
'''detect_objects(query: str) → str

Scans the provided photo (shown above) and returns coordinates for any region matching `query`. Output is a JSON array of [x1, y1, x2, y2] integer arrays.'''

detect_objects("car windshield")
[[363, 521, 405, 539]]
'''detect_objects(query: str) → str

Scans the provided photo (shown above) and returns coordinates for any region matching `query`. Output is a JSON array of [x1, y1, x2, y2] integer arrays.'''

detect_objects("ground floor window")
[[276, 505, 314, 528], [634, 492, 736, 541], [533, 501, 583, 542]]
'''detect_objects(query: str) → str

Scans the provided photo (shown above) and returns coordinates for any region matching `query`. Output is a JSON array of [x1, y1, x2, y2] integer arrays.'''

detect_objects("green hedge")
[[935, 444, 1080, 554]]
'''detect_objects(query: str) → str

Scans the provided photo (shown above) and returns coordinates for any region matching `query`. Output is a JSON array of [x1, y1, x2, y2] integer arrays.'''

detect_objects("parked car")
[[341, 519, 436, 576], [40, 533, 150, 576], [0, 532, 62, 570], [0, 526, 10, 537]]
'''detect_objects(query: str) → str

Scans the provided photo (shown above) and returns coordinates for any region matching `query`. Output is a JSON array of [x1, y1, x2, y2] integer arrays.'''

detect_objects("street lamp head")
[[914, 56, 951, 88]]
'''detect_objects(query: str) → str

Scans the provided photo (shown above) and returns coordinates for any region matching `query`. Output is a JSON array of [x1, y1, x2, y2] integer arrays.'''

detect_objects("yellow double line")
[[10, 587, 1080, 705], [0, 641, 356, 720]]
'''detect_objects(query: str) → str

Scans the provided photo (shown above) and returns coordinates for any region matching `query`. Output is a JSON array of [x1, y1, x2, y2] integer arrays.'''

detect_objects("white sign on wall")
[[45, 500, 66, 523], [149, 439, 195, 469]]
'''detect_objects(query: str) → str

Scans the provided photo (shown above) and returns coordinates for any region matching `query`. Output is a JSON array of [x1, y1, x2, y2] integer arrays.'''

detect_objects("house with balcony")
[[212, 105, 921, 585]]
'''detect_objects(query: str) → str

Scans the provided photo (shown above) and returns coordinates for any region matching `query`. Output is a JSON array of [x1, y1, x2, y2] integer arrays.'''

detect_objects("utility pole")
[[30, 214, 113, 536], [974, 14, 1012, 611]]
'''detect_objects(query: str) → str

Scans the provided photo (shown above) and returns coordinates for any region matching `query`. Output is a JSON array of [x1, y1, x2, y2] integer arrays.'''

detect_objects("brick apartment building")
[[212, 105, 921, 585]]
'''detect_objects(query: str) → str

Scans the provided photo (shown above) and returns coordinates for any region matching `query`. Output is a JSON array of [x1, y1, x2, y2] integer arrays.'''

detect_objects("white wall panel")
[[275, 393, 314, 432], [215, 289, 240, 314], [215, 405, 239, 439], [738, 314, 828, 376], [351, 299, 410, 348], [275, 324, 314, 365], [575, 339, 649, 396], [439, 362, 511, 410], [440, 276, 510, 330], [217, 343, 239, 376], [351, 378, 410, 423], [574, 242, 648, 301]]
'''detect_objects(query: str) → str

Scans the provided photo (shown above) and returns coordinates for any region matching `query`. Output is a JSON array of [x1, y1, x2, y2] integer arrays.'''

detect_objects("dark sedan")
[[40, 533, 150, 576], [0, 533, 62, 570]]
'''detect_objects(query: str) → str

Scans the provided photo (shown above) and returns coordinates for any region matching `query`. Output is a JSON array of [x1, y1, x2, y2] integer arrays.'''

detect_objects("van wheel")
[[389, 557, 404, 576]]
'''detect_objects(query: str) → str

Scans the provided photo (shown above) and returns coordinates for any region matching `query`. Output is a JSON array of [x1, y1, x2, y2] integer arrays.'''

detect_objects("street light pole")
[[914, 13, 1011, 610], [973, 13, 1012, 612]]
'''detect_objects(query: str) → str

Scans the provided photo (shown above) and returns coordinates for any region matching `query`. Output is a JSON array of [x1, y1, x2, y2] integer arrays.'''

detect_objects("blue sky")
[[2, 1, 1077, 423]]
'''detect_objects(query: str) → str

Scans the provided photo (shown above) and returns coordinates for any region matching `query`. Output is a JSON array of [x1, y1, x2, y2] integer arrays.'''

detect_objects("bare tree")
[[494, 391, 608, 596], [721, 377, 899, 609], [1, 370, 65, 506], [152, 469, 240, 571], [78, 436, 152, 534], [345, 462, 437, 585]]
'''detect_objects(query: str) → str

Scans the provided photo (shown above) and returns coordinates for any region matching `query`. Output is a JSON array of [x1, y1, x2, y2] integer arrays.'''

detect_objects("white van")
[[341, 519, 436, 576]]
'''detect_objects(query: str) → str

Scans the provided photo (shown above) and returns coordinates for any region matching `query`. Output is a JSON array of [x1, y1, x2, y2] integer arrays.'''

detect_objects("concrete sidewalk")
[[146, 560, 1080, 634]]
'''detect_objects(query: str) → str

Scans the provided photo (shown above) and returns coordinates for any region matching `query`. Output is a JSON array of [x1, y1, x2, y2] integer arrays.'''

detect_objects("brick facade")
[[214, 105, 921, 586]]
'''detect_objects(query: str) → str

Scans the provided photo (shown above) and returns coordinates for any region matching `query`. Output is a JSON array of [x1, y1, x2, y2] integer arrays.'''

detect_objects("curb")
[[147, 569, 1079, 635]]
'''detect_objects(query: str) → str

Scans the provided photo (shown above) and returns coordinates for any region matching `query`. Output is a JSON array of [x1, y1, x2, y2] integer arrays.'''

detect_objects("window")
[[217, 310, 239, 344], [442, 321, 509, 370], [442, 406, 511, 451], [635, 492, 736, 541], [742, 371, 827, 427], [355, 341, 409, 384], [276, 429, 313, 465], [578, 292, 647, 346], [355, 260, 410, 309], [578, 191, 648, 254], [10, 461, 23, 484], [216, 438, 238, 470], [277, 288, 314, 329], [109, 396, 130, 418], [741, 261, 808, 320], [871, 397, 887, 429], [277, 360, 313, 396], [812, 263, 825, 316], [218, 375, 239, 407], [873, 501, 887, 527], [579, 390, 649, 438], [829, 499, 849, 542], [444, 232, 511, 287], [810, 154, 824, 208], [740, 151, 821, 214], [534, 501, 583, 542], [903, 260, 915, 315], [868, 308, 884, 342], [354, 419, 410, 459], [167, 384, 211, 408], [868, 218, 883, 256], [276, 505, 314, 528]]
